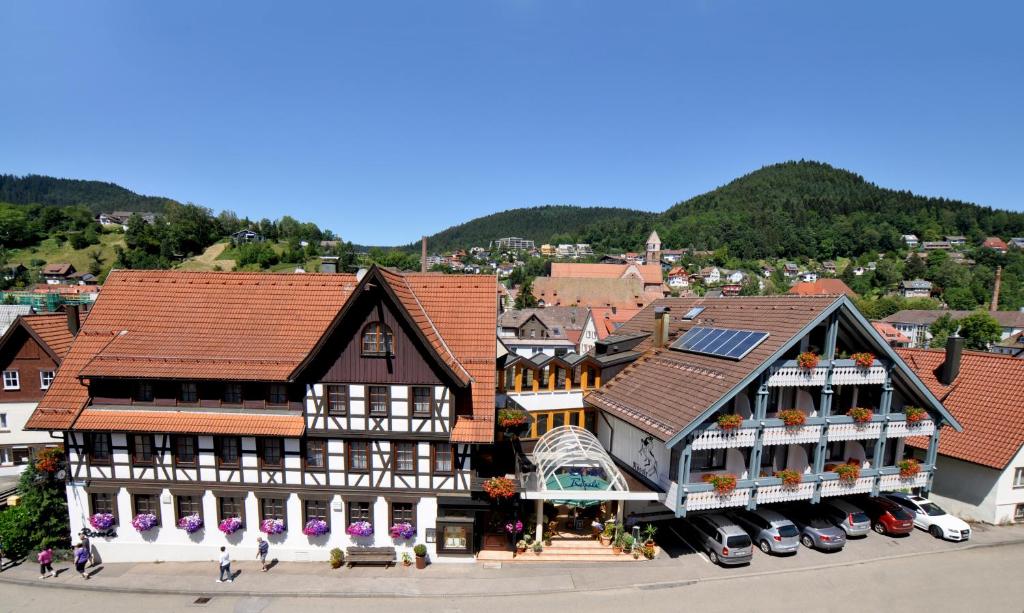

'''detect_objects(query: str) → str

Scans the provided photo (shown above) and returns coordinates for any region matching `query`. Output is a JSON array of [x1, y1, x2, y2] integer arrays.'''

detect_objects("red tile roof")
[[16, 313, 75, 359], [74, 409, 305, 436], [871, 321, 910, 345], [787, 279, 858, 298], [551, 262, 663, 286], [898, 348, 1024, 470], [983, 237, 1008, 251]]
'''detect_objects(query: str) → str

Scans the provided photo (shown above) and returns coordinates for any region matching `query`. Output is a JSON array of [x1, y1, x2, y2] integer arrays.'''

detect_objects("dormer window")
[[361, 322, 394, 356]]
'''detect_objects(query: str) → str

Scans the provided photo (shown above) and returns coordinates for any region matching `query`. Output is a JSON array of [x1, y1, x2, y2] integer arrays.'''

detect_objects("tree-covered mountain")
[[0, 174, 178, 214]]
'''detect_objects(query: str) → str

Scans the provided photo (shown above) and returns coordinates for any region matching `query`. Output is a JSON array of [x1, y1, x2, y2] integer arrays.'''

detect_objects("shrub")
[[777, 409, 806, 427], [329, 547, 344, 569], [0, 505, 33, 560], [847, 407, 874, 423], [413, 544, 427, 557], [716, 414, 743, 431], [796, 352, 819, 369]]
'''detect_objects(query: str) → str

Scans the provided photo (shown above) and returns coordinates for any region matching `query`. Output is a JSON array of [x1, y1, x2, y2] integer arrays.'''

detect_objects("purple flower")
[[177, 513, 204, 533], [505, 520, 523, 535], [303, 518, 330, 536], [346, 521, 373, 537], [131, 513, 159, 532], [389, 522, 415, 540], [218, 517, 243, 535], [89, 513, 116, 530], [260, 518, 286, 534]]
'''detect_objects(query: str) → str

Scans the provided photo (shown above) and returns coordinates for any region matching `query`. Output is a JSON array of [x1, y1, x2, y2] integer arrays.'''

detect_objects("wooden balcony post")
[[548, 367, 556, 391], [581, 367, 589, 391], [675, 443, 692, 518], [531, 368, 540, 393], [514, 365, 523, 393], [746, 377, 770, 510], [812, 316, 838, 503], [564, 368, 572, 391]]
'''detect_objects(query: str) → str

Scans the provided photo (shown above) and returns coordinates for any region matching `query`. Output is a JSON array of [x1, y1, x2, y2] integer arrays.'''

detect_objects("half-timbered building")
[[26, 267, 497, 562]]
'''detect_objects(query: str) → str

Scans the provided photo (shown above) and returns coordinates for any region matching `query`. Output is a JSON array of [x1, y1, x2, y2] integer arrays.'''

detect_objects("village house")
[[871, 322, 911, 348], [944, 235, 967, 247], [881, 309, 1024, 348], [497, 307, 584, 357], [700, 267, 721, 285], [577, 307, 640, 355], [760, 265, 775, 278], [660, 249, 685, 264], [899, 345, 1024, 524], [550, 262, 666, 295], [822, 261, 837, 275], [902, 234, 919, 248], [41, 263, 76, 285], [899, 279, 933, 298], [666, 267, 689, 290], [799, 272, 818, 284], [922, 241, 952, 251], [26, 267, 497, 563], [491, 237, 535, 251], [787, 279, 858, 299], [230, 229, 264, 243], [1010, 238, 1024, 250], [990, 332, 1024, 358], [983, 237, 1009, 254], [783, 263, 799, 277], [531, 277, 662, 311]]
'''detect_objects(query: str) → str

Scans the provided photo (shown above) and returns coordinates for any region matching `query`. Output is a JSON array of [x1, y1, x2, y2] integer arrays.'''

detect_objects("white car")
[[884, 493, 971, 541]]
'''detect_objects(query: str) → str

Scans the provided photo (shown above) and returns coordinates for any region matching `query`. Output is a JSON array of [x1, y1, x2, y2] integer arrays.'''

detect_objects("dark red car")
[[854, 496, 915, 536]]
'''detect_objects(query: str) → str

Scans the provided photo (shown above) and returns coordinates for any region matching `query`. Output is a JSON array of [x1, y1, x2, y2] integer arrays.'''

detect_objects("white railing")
[[756, 482, 815, 504], [827, 422, 882, 441], [685, 487, 752, 511], [767, 366, 827, 387], [879, 471, 929, 491], [692, 428, 757, 450], [887, 419, 935, 438], [821, 476, 874, 497], [762, 424, 823, 446], [830, 365, 887, 386]]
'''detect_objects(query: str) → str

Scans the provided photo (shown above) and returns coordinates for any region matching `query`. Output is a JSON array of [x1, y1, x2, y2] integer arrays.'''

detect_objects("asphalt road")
[[3, 541, 1023, 613]]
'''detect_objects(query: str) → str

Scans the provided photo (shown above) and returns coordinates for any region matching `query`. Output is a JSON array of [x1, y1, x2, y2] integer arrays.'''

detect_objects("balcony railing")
[[821, 475, 874, 497], [886, 419, 935, 438], [827, 421, 882, 441], [767, 359, 887, 388], [878, 470, 930, 490], [692, 426, 757, 450], [763, 424, 823, 445]]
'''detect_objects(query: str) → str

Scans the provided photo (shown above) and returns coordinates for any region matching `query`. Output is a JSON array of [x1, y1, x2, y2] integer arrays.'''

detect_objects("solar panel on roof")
[[670, 326, 769, 360], [682, 306, 705, 320]]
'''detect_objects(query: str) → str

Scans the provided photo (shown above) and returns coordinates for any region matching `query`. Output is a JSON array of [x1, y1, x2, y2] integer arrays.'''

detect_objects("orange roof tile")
[[871, 322, 910, 345], [21, 314, 76, 358], [551, 262, 663, 286], [899, 348, 1024, 470], [74, 409, 305, 436], [787, 279, 858, 298]]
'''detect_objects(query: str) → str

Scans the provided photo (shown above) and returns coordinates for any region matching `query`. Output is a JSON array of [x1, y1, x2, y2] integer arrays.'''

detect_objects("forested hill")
[[410, 205, 657, 253], [0, 174, 179, 214], [414, 161, 1024, 260]]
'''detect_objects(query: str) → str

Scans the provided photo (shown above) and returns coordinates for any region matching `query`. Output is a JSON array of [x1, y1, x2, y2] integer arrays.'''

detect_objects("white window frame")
[[3, 370, 19, 390], [1014, 467, 1024, 489], [40, 370, 55, 390]]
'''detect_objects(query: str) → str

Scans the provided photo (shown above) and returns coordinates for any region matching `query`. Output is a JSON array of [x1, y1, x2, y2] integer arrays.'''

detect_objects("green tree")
[[87, 249, 105, 276], [943, 286, 976, 311], [957, 312, 1002, 350], [0, 505, 33, 560], [13, 448, 70, 552], [515, 278, 538, 308], [905, 253, 926, 279], [929, 313, 958, 349]]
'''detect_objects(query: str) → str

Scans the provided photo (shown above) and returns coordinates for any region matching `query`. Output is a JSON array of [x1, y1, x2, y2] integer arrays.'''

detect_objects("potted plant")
[[131, 513, 159, 533], [835, 463, 861, 484], [796, 351, 819, 370], [851, 352, 875, 368], [774, 469, 802, 488], [89, 512, 116, 530], [612, 534, 624, 555], [704, 473, 738, 495], [532, 542, 543, 555], [642, 523, 657, 547], [516, 539, 528, 555], [898, 459, 921, 479], [543, 531, 553, 547], [413, 543, 428, 569], [716, 413, 743, 431], [401, 552, 413, 567], [346, 521, 373, 537], [847, 407, 874, 424], [483, 477, 516, 500], [622, 534, 635, 554], [497, 408, 529, 433], [777, 409, 806, 427], [642, 544, 656, 560], [600, 522, 614, 545], [329, 547, 344, 569], [904, 406, 927, 424]]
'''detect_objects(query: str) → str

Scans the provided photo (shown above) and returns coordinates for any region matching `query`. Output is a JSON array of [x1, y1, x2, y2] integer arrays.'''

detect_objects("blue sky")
[[1, 1, 1021, 245]]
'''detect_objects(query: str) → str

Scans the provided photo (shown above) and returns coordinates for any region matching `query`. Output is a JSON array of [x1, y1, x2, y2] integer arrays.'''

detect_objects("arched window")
[[361, 322, 394, 356]]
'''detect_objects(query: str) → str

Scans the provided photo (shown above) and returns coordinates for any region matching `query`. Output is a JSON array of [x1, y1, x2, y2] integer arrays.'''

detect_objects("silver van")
[[685, 514, 753, 566], [821, 499, 872, 537], [729, 509, 801, 555]]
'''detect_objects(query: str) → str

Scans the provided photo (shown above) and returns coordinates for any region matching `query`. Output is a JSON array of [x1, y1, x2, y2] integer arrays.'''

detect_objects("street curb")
[[1, 536, 1022, 600]]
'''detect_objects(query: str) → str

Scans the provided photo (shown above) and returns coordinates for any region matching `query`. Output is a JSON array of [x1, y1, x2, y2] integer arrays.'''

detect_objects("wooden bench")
[[346, 546, 397, 567]]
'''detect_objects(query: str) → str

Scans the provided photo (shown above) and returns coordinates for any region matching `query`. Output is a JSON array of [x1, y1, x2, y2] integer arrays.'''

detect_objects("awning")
[[507, 391, 585, 412]]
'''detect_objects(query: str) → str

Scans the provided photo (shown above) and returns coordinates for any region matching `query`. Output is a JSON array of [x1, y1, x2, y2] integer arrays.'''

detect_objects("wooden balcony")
[[767, 359, 887, 388]]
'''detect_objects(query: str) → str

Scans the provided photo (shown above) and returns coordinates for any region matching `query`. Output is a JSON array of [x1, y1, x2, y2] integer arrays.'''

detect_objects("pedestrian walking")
[[73, 543, 90, 579], [37, 547, 55, 579], [79, 529, 95, 567], [216, 546, 232, 583], [256, 537, 269, 572]]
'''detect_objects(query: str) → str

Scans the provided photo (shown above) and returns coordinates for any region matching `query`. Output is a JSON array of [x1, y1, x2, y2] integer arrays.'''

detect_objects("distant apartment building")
[[491, 237, 536, 251], [944, 235, 967, 247], [922, 241, 952, 251]]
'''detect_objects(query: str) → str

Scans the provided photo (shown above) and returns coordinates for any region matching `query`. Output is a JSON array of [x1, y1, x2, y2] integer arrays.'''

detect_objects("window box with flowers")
[[716, 414, 743, 431], [834, 463, 861, 484], [497, 409, 528, 431], [850, 352, 875, 368], [777, 409, 807, 428], [131, 513, 159, 533], [774, 469, 802, 488], [303, 519, 330, 537], [702, 473, 738, 495], [218, 517, 243, 535], [847, 407, 873, 424], [483, 477, 516, 500], [260, 518, 286, 535], [898, 459, 921, 479], [796, 352, 819, 370], [904, 406, 927, 424], [346, 521, 374, 538], [89, 513, 117, 531], [177, 513, 204, 534], [389, 522, 415, 540]]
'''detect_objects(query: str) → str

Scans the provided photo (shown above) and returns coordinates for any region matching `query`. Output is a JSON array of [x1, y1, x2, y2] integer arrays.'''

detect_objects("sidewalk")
[[2, 523, 1023, 599]]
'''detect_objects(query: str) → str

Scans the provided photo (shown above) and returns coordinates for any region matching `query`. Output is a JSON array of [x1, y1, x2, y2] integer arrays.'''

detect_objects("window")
[[135, 381, 154, 402], [39, 371, 55, 389], [131, 434, 154, 465], [439, 524, 471, 553], [348, 441, 370, 472], [176, 495, 202, 520], [304, 498, 328, 523], [260, 497, 286, 521], [217, 437, 240, 467], [692, 448, 727, 471], [390, 501, 416, 525], [347, 500, 372, 524], [223, 383, 242, 404], [394, 442, 415, 473], [412, 387, 433, 417], [1015, 468, 1024, 489], [89, 433, 111, 464], [219, 496, 244, 521], [368, 386, 389, 416], [1016, 504, 1024, 522], [326, 385, 348, 415], [175, 436, 197, 465], [432, 443, 454, 474], [361, 322, 394, 356], [89, 492, 115, 517], [305, 439, 326, 471], [133, 493, 159, 517], [259, 438, 283, 468], [827, 441, 846, 462], [179, 382, 198, 403], [268, 384, 288, 405], [3, 370, 19, 390], [0, 413, 6, 429]]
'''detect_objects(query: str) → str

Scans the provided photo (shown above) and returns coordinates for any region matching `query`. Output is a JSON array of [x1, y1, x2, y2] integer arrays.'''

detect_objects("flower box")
[[796, 352, 820, 370], [218, 517, 243, 535], [774, 469, 802, 488], [497, 409, 528, 429], [703, 473, 738, 495], [389, 522, 415, 540], [303, 518, 330, 537], [177, 513, 204, 533], [131, 513, 159, 533], [777, 409, 807, 427], [260, 518, 286, 534], [904, 407, 927, 424], [89, 512, 116, 530], [483, 477, 516, 500], [716, 414, 743, 431], [346, 521, 374, 537], [851, 352, 875, 368], [898, 459, 921, 479], [847, 407, 873, 424], [834, 463, 861, 484]]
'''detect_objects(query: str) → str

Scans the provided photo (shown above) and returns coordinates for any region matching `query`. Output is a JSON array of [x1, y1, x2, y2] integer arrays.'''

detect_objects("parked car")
[[684, 514, 753, 566], [728, 509, 800, 555], [883, 492, 971, 541], [852, 495, 915, 536], [821, 499, 872, 537], [778, 506, 847, 551]]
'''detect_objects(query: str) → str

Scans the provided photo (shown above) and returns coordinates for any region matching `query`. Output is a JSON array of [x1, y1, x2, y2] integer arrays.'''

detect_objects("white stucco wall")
[[598, 413, 670, 490], [927, 456, 1001, 524], [993, 445, 1024, 524], [0, 401, 58, 474]]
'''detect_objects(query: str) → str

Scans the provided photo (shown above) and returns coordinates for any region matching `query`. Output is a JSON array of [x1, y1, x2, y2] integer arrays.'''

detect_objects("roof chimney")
[[653, 305, 671, 348], [421, 236, 428, 273], [66, 305, 80, 336], [991, 266, 1002, 312], [940, 331, 963, 385]]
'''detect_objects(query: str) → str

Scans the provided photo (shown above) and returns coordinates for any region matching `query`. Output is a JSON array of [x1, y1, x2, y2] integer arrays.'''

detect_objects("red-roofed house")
[[898, 345, 1024, 523], [983, 236, 1009, 254], [787, 279, 858, 298], [27, 267, 498, 562], [871, 322, 911, 348]]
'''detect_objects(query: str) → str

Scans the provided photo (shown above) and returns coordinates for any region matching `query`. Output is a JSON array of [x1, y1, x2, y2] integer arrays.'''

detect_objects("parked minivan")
[[729, 509, 800, 555], [685, 514, 753, 566], [821, 499, 872, 537], [779, 506, 847, 551]]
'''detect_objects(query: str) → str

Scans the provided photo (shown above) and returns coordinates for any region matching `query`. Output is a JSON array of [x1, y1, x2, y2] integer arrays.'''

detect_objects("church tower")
[[645, 230, 661, 264]]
